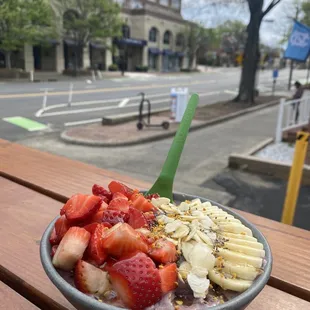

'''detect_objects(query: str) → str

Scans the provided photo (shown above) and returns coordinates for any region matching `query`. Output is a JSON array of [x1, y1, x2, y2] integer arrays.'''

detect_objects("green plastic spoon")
[[146, 93, 199, 201]]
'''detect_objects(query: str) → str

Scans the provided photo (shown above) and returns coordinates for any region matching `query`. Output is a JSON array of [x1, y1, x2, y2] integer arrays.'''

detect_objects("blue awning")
[[162, 49, 175, 56], [175, 52, 185, 57], [149, 47, 161, 55], [114, 38, 147, 47]]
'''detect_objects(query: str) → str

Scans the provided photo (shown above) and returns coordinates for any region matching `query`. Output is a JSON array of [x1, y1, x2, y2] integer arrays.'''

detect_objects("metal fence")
[[275, 90, 310, 143]]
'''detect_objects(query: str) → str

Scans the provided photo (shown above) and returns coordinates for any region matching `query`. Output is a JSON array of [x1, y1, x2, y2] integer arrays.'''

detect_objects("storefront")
[[113, 38, 147, 72], [63, 39, 83, 70], [175, 52, 184, 71], [162, 49, 176, 72], [148, 48, 161, 70], [89, 42, 106, 70], [33, 40, 58, 71]]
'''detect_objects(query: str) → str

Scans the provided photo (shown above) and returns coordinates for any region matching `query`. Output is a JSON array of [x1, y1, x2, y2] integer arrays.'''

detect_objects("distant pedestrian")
[[292, 81, 304, 124]]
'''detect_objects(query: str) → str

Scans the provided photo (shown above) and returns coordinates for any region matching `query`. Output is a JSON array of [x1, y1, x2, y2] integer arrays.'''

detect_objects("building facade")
[[3, 0, 191, 73]]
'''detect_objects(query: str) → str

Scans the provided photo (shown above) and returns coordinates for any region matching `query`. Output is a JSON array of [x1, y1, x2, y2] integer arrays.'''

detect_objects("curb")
[[61, 98, 282, 147], [101, 107, 170, 125]]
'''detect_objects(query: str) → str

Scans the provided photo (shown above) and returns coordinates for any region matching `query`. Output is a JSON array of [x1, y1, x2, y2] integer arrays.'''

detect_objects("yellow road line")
[[0, 80, 208, 99]]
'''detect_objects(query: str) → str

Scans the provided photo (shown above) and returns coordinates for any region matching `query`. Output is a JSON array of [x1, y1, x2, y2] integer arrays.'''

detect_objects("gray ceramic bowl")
[[40, 192, 272, 310]]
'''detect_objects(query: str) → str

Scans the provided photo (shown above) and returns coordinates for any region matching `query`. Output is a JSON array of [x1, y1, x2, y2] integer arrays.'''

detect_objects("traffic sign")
[[273, 68, 279, 79]]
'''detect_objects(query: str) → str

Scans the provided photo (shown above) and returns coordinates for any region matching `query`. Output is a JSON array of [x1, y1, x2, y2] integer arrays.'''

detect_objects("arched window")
[[122, 25, 130, 38], [149, 27, 158, 42], [176, 33, 184, 47], [163, 30, 172, 44]]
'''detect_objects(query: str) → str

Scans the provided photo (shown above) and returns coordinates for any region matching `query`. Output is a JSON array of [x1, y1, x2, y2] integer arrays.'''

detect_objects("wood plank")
[[1, 140, 310, 301], [0, 177, 309, 309], [0, 141, 149, 203], [0, 177, 74, 310], [0, 281, 39, 310], [247, 285, 310, 310]]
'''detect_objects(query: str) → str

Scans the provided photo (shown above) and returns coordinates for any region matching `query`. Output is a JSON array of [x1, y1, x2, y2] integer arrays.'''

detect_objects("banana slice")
[[214, 218, 242, 224], [216, 258, 260, 281], [218, 223, 253, 236], [217, 248, 263, 268], [223, 242, 265, 258], [219, 232, 257, 242], [209, 269, 252, 292], [225, 237, 264, 250]]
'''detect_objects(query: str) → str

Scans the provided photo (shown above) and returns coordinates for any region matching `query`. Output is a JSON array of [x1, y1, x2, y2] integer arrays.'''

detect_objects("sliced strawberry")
[[148, 239, 177, 264], [109, 252, 162, 310], [92, 184, 112, 202], [83, 223, 99, 234], [98, 201, 109, 211], [75, 260, 110, 295], [112, 192, 128, 200], [101, 223, 149, 257], [102, 209, 128, 225], [144, 193, 160, 200], [109, 198, 130, 213], [131, 193, 156, 212], [159, 263, 178, 294], [49, 228, 58, 245], [55, 215, 71, 242], [61, 194, 102, 225], [52, 227, 90, 271], [86, 224, 109, 266], [127, 207, 148, 229], [51, 245, 58, 258], [108, 181, 135, 199]]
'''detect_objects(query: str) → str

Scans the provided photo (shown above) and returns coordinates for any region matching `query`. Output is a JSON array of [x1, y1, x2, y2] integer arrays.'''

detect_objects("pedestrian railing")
[[275, 90, 310, 143]]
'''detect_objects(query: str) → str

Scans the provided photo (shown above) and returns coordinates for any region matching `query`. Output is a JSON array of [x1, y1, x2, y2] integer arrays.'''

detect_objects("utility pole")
[[288, 6, 301, 91]]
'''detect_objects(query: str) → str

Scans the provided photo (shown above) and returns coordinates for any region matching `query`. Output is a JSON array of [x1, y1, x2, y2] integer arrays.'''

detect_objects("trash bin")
[[170, 88, 177, 120], [175, 88, 189, 122]]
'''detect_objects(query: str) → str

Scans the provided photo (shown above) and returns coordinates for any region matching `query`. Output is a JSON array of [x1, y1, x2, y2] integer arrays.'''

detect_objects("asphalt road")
[[0, 67, 308, 141]]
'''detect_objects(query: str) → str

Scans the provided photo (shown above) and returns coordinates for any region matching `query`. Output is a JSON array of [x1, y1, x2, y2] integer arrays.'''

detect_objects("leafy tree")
[[184, 0, 283, 103], [0, 0, 55, 69], [301, 1, 310, 26], [185, 23, 209, 70], [53, 0, 122, 70]]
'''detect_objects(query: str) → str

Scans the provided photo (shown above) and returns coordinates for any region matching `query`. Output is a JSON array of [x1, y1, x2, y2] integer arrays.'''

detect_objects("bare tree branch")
[[262, 0, 282, 18]]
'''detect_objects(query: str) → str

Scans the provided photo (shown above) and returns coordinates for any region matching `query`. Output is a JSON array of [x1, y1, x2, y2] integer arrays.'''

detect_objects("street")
[[1, 67, 308, 141]]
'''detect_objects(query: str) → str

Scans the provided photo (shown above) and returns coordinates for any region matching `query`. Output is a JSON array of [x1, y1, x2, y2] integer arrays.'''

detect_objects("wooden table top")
[[1, 139, 310, 309]]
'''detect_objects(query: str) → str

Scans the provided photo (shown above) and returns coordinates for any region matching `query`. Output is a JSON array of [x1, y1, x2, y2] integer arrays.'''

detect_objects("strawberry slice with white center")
[[75, 260, 110, 295], [85, 223, 109, 266], [109, 198, 130, 213], [148, 238, 177, 264], [109, 252, 162, 310], [127, 207, 148, 229], [54, 215, 71, 243], [101, 223, 149, 257], [159, 263, 178, 294], [52, 227, 91, 271], [112, 192, 128, 200], [61, 194, 102, 225]]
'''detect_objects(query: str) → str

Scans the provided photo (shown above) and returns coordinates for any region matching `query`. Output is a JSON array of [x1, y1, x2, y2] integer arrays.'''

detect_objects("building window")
[[149, 27, 158, 42], [176, 33, 184, 47], [159, 0, 169, 6], [171, 0, 180, 9], [122, 25, 130, 38], [163, 31, 171, 44]]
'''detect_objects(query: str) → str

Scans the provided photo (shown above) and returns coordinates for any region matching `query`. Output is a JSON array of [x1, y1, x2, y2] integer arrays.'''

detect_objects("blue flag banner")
[[284, 21, 310, 61]]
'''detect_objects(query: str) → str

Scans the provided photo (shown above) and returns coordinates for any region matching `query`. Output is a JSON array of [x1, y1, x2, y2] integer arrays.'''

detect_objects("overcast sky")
[[182, 0, 295, 48]]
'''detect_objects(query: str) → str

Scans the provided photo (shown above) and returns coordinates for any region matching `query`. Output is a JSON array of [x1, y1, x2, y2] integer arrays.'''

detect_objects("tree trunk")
[[5, 51, 12, 69], [235, 0, 263, 103], [188, 54, 194, 70]]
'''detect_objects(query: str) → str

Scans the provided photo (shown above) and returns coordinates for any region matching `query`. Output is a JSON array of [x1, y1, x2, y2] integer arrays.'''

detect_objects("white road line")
[[64, 118, 102, 127], [118, 98, 130, 108], [85, 85, 97, 89], [224, 90, 238, 95], [37, 91, 222, 118]]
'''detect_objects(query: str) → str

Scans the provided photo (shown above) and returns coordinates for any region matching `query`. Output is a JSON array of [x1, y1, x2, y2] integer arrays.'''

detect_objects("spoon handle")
[[147, 94, 199, 199]]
